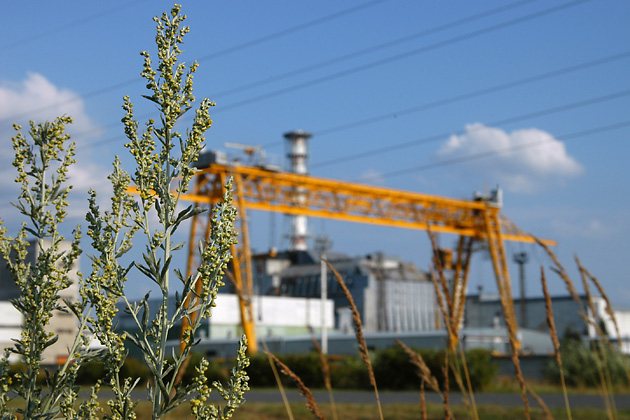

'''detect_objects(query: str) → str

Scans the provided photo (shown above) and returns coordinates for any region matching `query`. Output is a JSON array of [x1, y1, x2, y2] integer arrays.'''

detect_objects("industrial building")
[[241, 249, 437, 333], [465, 293, 630, 352]]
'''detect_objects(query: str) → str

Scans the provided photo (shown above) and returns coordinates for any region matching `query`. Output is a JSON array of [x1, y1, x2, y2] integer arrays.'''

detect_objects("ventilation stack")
[[284, 130, 312, 251]]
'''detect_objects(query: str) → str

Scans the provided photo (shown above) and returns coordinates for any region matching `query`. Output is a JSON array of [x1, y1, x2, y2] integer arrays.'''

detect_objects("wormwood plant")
[[0, 117, 95, 419], [0, 4, 249, 419]]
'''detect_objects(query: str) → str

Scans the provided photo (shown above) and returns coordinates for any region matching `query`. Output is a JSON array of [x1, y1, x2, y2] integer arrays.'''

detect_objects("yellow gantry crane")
[[178, 158, 555, 354]]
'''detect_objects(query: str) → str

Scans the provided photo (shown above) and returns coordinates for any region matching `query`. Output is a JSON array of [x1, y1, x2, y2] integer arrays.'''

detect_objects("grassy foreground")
[[131, 401, 630, 420]]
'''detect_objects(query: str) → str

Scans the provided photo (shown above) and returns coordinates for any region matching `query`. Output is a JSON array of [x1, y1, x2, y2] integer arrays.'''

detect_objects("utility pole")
[[513, 252, 529, 329], [315, 235, 333, 354]]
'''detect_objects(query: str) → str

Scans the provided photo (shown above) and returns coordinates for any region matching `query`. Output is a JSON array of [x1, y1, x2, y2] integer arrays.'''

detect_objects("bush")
[[371, 346, 497, 391], [372, 346, 426, 390], [248, 352, 330, 389], [247, 354, 276, 388], [245, 346, 497, 391], [544, 340, 630, 388], [460, 348, 499, 391], [329, 355, 371, 390]]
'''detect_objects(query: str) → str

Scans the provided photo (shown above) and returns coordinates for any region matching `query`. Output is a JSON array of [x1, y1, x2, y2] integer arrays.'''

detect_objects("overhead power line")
[[210, 0, 536, 99], [313, 52, 630, 137], [259, 50, 630, 149], [0, 0, 151, 51], [355, 120, 630, 181], [210, 0, 592, 115], [0, 0, 384, 123], [3, 0, 586, 126], [195, 0, 386, 63], [75, 50, 630, 154], [76, 80, 630, 155], [311, 89, 630, 169]]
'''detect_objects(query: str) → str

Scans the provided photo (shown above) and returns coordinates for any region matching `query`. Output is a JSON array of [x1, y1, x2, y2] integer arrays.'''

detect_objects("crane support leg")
[[483, 210, 520, 350], [231, 173, 258, 354]]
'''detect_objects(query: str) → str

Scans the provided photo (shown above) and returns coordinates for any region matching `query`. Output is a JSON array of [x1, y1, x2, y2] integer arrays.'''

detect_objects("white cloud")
[[551, 218, 612, 239], [0, 74, 110, 229], [0, 73, 102, 138], [357, 169, 386, 185], [438, 123, 583, 193]]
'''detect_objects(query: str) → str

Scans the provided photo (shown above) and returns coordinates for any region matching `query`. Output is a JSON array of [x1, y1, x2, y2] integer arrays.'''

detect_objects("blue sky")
[[1, 1, 629, 304]]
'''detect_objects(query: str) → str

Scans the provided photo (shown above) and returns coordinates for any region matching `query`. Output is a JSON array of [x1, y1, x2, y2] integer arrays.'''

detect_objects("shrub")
[[544, 340, 630, 388], [329, 355, 372, 390], [246, 346, 497, 391], [372, 346, 496, 391], [460, 348, 499, 391], [372, 345, 425, 390]]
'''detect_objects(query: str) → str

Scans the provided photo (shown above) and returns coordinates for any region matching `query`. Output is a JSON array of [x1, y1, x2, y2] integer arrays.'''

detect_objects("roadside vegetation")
[[0, 4, 248, 419]]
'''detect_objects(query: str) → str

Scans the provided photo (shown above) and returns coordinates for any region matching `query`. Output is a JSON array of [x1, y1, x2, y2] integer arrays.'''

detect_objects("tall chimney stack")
[[284, 130, 312, 251]]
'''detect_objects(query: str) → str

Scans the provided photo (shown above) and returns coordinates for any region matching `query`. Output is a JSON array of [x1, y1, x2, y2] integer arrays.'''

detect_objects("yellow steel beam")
[[176, 164, 555, 245]]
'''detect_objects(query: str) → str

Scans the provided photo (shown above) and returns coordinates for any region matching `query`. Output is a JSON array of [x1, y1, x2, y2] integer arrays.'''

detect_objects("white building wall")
[[208, 294, 334, 339]]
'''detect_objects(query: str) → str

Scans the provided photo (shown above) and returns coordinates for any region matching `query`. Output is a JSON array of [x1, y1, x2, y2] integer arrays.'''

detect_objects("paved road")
[[235, 389, 630, 409], [88, 388, 630, 409]]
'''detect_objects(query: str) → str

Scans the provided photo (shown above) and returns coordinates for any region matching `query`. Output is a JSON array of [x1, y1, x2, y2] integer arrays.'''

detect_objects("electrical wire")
[[210, 0, 537, 99], [260, 50, 630, 149], [195, 0, 386, 63], [84, 0, 596, 153], [209, 0, 593, 116], [0, 0, 385, 124], [312, 52, 630, 137], [352, 119, 630, 182], [75, 83, 630, 154], [312, 88, 630, 169], [0, 0, 151, 51], [3, 0, 588, 126]]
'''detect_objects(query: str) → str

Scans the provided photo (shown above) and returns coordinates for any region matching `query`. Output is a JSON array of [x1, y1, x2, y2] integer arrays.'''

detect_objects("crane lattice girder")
[[127, 161, 555, 355], [181, 163, 550, 244]]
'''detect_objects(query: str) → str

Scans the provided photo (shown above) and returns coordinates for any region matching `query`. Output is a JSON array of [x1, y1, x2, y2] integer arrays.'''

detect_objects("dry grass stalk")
[[501, 292, 531, 420], [427, 231, 456, 336], [426, 231, 474, 420], [395, 339, 441, 397], [456, 341, 479, 420], [426, 265, 456, 420], [536, 239, 583, 305], [578, 257, 622, 348], [486, 240, 530, 420], [541, 266, 572, 420], [262, 340, 295, 420], [311, 336, 338, 420], [420, 380, 427, 420], [578, 267, 617, 418], [429, 267, 455, 348], [326, 260, 384, 420], [578, 257, 630, 389], [525, 383, 554, 420], [448, 352, 475, 420], [578, 264, 613, 348], [265, 352, 325, 420], [442, 350, 453, 420], [453, 237, 474, 335], [538, 240, 616, 420]]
